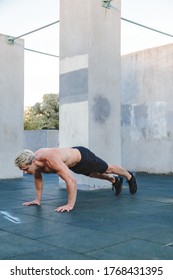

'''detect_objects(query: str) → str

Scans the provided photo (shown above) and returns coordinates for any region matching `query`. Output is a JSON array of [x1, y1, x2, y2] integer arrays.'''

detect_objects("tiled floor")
[[0, 173, 173, 260]]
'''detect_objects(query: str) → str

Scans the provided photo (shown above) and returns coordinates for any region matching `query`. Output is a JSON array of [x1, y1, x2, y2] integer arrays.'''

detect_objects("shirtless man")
[[14, 146, 137, 212]]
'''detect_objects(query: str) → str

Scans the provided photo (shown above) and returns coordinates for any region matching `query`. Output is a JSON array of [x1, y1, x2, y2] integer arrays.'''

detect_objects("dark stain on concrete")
[[92, 96, 110, 123]]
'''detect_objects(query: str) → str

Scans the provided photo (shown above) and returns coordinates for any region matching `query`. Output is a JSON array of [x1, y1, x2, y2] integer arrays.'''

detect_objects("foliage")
[[24, 94, 59, 130]]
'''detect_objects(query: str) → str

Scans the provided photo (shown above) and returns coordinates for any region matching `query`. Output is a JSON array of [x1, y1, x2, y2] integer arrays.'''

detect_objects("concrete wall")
[[121, 43, 173, 174], [59, 0, 90, 149], [24, 43, 173, 175], [24, 130, 59, 151], [59, 0, 121, 188], [0, 34, 24, 179]]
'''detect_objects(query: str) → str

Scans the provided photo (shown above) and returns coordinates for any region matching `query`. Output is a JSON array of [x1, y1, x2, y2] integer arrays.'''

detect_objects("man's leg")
[[89, 172, 115, 183], [105, 164, 137, 194], [104, 164, 130, 179], [89, 172, 123, 195]]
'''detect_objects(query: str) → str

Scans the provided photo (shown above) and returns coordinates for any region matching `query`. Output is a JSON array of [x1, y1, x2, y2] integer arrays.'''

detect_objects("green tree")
[[24, 94, 59, 130]]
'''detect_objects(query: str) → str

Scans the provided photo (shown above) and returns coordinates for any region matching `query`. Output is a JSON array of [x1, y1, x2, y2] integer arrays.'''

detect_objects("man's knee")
[[89, 172, 96, 178], [105, 164, 114, 173]]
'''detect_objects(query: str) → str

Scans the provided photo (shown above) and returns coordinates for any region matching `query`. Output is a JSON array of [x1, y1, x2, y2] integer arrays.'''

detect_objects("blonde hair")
[[14, 149, 36, 167]]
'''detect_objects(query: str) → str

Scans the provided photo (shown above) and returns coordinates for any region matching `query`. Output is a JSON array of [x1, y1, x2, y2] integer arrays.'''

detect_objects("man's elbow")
[[66, 177, 77, 188], [68, 177, 77, 188]]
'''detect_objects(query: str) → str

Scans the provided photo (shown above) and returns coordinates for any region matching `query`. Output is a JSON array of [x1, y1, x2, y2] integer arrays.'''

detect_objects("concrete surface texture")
[[121, 43, 173, 174], [24, 130, 59, 151], [59, 0, 121, 163], [0, 33, 24, 179]]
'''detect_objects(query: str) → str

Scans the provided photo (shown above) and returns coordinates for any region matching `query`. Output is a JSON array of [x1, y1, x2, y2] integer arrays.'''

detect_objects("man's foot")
[[128, 172, 137, 194], [112, 175, 123, 196]]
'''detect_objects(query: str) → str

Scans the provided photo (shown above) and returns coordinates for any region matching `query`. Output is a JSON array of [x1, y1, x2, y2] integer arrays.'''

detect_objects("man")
[[14, 146, 137, 212]]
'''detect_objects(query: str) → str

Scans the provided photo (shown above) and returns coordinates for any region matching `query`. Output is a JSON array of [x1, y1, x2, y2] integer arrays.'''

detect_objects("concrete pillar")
[[0, 34, 24, 178], [59, 0, 121, 188]]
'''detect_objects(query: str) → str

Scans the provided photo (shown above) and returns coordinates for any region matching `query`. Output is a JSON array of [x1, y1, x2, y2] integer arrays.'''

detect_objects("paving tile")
[[6, 247, 94, 260], [13, 204, 57, 218], [0, 232, 55, 260], [131, 223, 173, 245], [87, 239, 173, 260], [37, 227, 132, 254], [3, 220, 79, 240], [0, 211, 40, 228], [0, 173, 173, 260]]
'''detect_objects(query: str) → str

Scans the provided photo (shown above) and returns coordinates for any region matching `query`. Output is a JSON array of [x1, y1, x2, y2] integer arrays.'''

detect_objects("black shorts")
[[69, 146, 108, 176]]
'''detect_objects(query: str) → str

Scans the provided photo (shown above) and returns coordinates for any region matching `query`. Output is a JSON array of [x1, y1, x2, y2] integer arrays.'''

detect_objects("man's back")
[[35, 147, 82, 170]]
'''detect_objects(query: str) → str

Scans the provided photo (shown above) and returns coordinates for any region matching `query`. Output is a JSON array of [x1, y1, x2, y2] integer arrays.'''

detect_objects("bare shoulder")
[[35, 148, 48, 158], [35, 147, 71, 159], [35, 148, 60, 159]]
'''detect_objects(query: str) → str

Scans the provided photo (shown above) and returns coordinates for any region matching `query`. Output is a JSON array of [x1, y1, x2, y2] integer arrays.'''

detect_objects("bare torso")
[[34, 147, 81, 173]]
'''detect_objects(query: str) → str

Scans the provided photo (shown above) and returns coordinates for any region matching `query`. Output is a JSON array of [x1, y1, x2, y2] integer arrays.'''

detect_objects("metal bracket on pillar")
[[7, 36, 15, 45], [101, 0, 112, 9]]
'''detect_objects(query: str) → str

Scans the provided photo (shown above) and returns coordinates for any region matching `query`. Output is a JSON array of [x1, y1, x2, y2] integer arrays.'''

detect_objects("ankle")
[[112, 177, 116, 184], [127, 173, 132, 181]]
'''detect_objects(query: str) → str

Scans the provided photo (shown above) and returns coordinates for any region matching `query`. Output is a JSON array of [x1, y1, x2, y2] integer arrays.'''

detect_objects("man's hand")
[[23, 199, 40, 206], [55, 204, 74, 213]]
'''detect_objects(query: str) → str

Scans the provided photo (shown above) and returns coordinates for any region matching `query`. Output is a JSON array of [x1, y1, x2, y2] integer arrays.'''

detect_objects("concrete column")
[[0, 34, 24, 178], [59, 0, 121, 188]]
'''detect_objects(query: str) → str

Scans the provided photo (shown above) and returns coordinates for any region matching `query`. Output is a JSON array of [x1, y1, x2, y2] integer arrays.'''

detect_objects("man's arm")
[[23, 171, 43, 206], [41, 155, 77, 212], [55, 168, 77, 212]]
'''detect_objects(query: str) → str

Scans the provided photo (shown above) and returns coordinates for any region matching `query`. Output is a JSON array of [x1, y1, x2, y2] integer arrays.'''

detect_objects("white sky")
[[0, 0, 59, 107], [121, 0, 173, 54], [0, 0, 173, 107]]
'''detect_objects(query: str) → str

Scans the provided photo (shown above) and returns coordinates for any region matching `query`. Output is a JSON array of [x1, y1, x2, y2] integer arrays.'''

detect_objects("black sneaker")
[[112, 175, 123, 196], [128, 172, 137, 194]]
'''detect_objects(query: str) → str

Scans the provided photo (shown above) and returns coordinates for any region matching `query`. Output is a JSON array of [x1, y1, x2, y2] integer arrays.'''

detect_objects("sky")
[[0, 0, 173, 107], [121, 0, 173, 54], [0, 0, 59, 107]]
